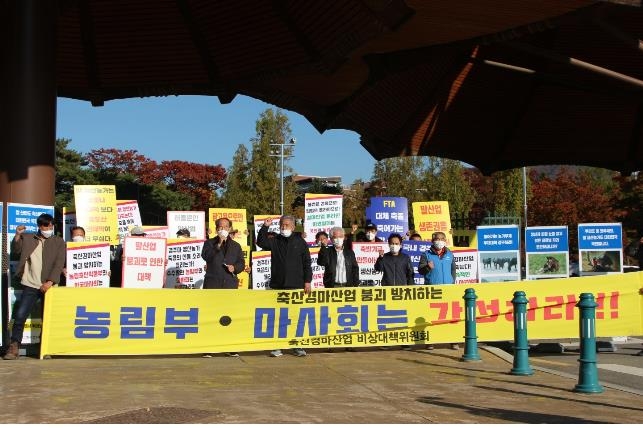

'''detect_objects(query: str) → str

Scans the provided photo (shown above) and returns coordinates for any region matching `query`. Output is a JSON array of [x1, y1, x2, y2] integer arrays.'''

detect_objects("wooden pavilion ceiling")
[[50, 0, 643, 174]]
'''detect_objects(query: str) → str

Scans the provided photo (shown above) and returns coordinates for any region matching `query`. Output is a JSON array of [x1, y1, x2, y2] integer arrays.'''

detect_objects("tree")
[[221, 144, 253, 209], [343, 179, 368, 227], [158, 160, 226, 211], [86, 148, 160, 184], [55, 139, 97, 212], [247, 108, 297, 218], [491, 168, 525, 218]]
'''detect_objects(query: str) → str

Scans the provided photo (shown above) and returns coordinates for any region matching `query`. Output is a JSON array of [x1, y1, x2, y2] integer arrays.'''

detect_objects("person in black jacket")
[[317, 227, 359, 288], [257, 215, 312, 358], [374, 233, 414, 286], [201, 217, 245, 289]]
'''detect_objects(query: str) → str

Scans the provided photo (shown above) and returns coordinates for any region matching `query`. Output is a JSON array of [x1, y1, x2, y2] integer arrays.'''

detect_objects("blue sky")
[[56, 95, 377, 185]]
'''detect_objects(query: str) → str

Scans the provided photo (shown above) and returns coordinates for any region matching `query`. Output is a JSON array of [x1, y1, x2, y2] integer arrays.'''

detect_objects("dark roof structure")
[[53, 0, 643, 174]]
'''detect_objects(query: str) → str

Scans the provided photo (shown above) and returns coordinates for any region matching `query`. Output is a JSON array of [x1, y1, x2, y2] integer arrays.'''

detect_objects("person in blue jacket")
[[418, 231, 456, 285], [418, 231, 459, 350]]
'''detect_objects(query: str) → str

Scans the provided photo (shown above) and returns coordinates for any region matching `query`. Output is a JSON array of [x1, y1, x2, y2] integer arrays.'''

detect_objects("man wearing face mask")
[[374, 233, 414, 286], [418, 231, 459, 350], [257, 215, 312, 357], [317, 227, 359, 288], [201, 217, 245, 290], [4, 214, 66, 360]]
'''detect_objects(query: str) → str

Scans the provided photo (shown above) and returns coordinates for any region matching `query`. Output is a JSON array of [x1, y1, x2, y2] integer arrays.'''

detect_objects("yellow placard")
[[74, 185, 119, 244], [41, 272, 643, 357], [209, 208, 248, 245], [412, 201, 453, 245]]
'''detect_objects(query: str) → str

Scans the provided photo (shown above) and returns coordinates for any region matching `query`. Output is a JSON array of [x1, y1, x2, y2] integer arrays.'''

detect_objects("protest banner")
[[73, 185, 119, 244], [411, 201, 453, 246], [251, 251, 272, 290], [40, 272, 643, 357], [65, 242, 111, 288], [525, 226, 569, 280], [122, 236, 167, 289], [165, 238, 206, 289], [142, 225, 169, 239], [353, 242, 387, 286], [117, 200, 142, 238], [310, 247, 325, 289], [477, 225, 521, 282], [452, 249, 479, 284], [167, 210, 206, 239], [402, 239, 433, 285], [304, 194, 343, 245], [6, 203, 55, 344], [237, 246, 251, 289], [365, 197, 408, 241], [209, 208, 248, 246], [578, 223, 624, 276]]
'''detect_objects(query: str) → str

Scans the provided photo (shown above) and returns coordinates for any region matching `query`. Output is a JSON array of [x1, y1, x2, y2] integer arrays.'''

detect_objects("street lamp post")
[[270, 137, 296, 216]]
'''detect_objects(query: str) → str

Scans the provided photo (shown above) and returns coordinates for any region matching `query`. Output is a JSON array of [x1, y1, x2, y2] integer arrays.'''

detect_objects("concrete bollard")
[[461, 288, 481, 362], [573, 293, 604, 393], [510, 291, 534, 375]]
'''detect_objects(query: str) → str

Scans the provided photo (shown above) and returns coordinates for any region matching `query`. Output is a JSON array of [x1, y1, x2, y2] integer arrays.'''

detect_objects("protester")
[[313, 231, 329, 247], [257, 215, 312, 357], [317, 227, 359, 288], [3, 214, 66, 360], [61, 226, 88, 286], [409, 232, 423, 241], [201, 217, 245, 289], [418, 231, 458, 350], [374, 233, 414, 286]]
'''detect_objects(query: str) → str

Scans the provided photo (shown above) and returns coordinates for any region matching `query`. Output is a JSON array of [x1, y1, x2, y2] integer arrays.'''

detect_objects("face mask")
[[217, 229, 229, 239], [41, 229, 54, 238], [333, 237, 344, 247], [389, 244, 401, 254], [281, 229, 292, 238], [366, 232, 376, 241], [433, 241, 446, 250], [72, 236, 85, 242]]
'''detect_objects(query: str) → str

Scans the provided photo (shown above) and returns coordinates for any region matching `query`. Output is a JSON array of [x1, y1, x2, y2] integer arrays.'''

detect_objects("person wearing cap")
[[358, 223, 384, 243], [176, 228, 191, 238]]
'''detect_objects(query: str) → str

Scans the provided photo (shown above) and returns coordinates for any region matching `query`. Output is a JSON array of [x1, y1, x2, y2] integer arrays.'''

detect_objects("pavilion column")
[[0, 0, 57, 206]]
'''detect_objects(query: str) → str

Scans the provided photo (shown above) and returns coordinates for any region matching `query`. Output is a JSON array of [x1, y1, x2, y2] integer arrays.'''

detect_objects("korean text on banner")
[[304, 194, 343, 245], [117, 200, 142, 238], [167, 211, 206, 240], [365, 197, 408, 241], [73, 185, 119, 245], [122, 236, 167, 289], [411, 201, 452, 245], [165, 239, 206, 289], [65, 242, 111, 288], [40, 272, 643, 357], [353, 242, 387, 286], [209, 208, 247, 245]]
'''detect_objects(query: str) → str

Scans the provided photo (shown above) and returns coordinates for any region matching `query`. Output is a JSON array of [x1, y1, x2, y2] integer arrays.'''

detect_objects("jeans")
[[10, 286, 43, 344]]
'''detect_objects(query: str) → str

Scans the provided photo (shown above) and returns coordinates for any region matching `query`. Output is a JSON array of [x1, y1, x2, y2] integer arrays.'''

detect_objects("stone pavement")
[[2, 345, 642, 424]]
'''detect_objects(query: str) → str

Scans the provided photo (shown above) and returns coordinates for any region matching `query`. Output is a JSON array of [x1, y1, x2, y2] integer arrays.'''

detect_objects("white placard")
[[165, 239, 206, 289], [122, 236, 167, 288], [352, 242, 387, 286], [167, 211, 206, 240], [65, 242, 111, 288]]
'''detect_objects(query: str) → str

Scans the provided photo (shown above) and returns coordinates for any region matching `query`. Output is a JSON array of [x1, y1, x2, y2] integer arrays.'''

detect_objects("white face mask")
[[366, 232, 376, 241], [217, 229, 229, 239], [332, 237, 344, 248], [280, 228, 292, 238], [41, 229, 54, 238], [433, 241, 446, 250], [72, 236, 85, 242], [390, 244, 401, 254]]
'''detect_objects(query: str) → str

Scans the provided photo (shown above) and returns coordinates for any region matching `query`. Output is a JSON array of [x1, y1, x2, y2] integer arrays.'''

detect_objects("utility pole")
[[269, 138, 296, 216]]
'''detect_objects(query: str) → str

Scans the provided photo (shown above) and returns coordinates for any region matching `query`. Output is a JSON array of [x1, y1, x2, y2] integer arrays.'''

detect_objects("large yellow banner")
[[41, 272, 643, 358]]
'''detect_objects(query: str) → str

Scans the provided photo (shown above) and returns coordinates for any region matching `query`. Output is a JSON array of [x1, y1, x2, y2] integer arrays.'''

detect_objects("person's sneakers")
[[401, 345, 412, 351], [293, 348, 307, 357], [202, 353, 214, 358], [425, 344, 435, 350], [2, 341, 19, 360], [450, 343, 460, 350], [269, 349, 283, 357], [226, 352, 240, 357]]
